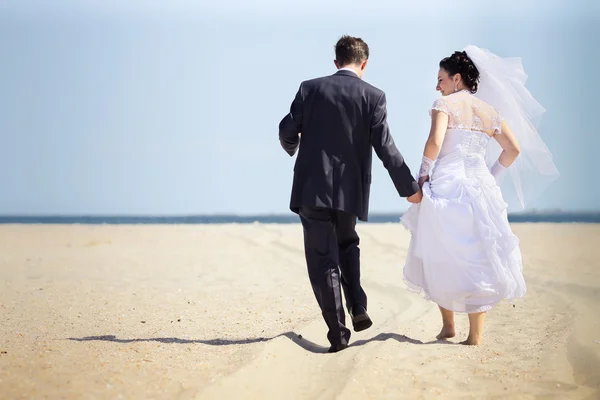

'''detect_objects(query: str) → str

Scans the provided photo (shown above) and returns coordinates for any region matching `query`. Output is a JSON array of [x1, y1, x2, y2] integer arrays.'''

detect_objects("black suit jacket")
[[279, 70, 419, 221]]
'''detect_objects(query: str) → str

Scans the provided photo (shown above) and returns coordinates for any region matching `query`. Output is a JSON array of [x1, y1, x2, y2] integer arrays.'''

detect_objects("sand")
[[0, 223, 598, 399]]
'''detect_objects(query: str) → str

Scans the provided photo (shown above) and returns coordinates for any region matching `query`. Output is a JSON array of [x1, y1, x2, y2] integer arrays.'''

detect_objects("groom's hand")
[[407, 189, 423, 204]]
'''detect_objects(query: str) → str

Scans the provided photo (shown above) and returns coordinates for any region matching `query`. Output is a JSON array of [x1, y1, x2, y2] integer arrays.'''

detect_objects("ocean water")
[[0, 212, 598, 224]]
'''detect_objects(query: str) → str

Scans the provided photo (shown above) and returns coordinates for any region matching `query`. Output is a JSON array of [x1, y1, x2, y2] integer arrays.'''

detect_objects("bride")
[[401, 46, 559, 345]]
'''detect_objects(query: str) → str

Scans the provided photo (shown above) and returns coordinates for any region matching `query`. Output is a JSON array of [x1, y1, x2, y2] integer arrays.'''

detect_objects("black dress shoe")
[[350, 305, 372, 332], [327, 343, 349, 353]]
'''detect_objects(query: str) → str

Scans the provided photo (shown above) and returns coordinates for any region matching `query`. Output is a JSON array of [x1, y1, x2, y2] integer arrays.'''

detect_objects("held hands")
[[406, 175, 428, 203], [407, 189, 423, 204]]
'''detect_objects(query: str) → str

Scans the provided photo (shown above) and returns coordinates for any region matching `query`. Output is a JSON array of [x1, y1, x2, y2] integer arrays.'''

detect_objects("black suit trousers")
[[298, 206, 367, 347]]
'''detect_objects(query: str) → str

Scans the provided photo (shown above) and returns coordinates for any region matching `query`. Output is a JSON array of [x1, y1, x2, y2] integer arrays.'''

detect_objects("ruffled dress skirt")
[[401, 154, 526, 313]]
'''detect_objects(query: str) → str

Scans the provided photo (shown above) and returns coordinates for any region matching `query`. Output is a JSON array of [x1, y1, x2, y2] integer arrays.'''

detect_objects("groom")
[[279, 35, 422, 352]]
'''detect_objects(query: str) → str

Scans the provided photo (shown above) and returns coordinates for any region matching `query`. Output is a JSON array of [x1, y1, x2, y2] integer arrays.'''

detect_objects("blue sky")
[[0, 0, 598, 215]]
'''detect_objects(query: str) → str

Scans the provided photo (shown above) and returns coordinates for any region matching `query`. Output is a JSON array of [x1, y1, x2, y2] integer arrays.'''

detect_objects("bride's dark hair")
[[439, 51, 480, 93]]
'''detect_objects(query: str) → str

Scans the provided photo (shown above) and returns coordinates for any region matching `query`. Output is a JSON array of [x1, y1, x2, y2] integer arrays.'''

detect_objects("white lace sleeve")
[[492, 112, 503, 135], [429, 98, 448, 116]]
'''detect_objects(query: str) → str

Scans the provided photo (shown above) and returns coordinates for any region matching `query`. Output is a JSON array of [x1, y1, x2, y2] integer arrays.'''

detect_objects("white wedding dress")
[[401, 91, 526, 313]]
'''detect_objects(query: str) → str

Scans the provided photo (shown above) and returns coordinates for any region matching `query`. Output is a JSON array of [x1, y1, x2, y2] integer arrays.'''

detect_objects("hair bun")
[[439, 51, 480, 93]]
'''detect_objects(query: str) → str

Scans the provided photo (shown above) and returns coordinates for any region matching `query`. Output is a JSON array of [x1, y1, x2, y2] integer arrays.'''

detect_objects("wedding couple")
[[278, 36, 558, 353]]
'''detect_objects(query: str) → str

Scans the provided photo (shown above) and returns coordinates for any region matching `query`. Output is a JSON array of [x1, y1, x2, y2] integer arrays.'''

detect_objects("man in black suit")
[[279, 35, 422, 353]]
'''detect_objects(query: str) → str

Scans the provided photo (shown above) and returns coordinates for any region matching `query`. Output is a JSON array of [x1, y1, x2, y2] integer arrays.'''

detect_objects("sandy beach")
[[0, 223, 598, 399]]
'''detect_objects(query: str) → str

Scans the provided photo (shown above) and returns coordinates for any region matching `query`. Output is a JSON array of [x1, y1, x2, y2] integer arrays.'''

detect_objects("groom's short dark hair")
[[335, 35, 369, 66]]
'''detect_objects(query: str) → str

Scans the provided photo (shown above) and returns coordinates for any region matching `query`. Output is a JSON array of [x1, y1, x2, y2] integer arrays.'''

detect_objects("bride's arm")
[[490, 120, 521, 177], [423, 110, 449, 160], [418, 110, 448, 184]]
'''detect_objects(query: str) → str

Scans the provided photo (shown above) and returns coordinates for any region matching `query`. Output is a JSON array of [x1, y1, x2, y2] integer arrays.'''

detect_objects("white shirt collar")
[[338, 67, 359, 77]]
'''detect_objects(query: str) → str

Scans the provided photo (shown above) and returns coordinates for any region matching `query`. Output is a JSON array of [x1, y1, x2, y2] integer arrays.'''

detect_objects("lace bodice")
[[430, 91, 503, 136], [427, 92, 505, 182]]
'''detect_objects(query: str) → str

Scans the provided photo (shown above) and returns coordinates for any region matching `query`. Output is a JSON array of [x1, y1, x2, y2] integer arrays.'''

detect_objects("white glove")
[[490, 159, 507, 182], [418, 155, 435, 178]]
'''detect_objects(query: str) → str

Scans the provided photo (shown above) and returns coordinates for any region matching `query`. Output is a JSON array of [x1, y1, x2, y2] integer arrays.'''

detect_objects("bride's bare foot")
[[436, 325, 455, 340], [460, 335, 482, 345]]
